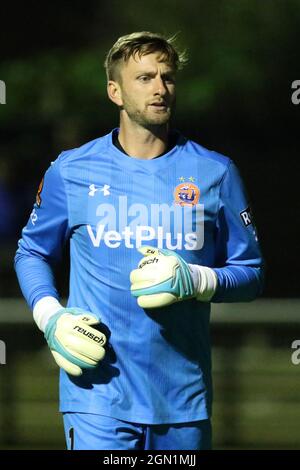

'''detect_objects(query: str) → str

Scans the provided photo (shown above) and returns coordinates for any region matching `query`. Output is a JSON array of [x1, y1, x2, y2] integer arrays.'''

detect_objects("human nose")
[[153, 76, 168, 95]]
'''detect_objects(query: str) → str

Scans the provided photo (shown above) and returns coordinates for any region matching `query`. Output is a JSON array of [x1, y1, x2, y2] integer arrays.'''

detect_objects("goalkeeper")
[[14, 31, 264, 450]]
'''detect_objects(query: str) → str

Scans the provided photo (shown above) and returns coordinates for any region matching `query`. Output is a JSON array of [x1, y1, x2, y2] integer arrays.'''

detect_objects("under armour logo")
[[88, 184, 110, 197], [101, 184, 110, 196], [89, 184, 98, 196]]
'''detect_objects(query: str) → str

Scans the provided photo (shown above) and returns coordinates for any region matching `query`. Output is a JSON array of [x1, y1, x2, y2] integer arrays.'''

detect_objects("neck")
[[118, 118, 169, 160]]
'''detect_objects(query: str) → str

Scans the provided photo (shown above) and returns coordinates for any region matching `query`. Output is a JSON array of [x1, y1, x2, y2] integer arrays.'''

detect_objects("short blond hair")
[[104, 31, 188, 82]]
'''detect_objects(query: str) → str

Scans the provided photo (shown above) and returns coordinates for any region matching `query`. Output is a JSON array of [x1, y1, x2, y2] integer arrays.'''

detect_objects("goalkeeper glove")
[[44, 307, 106, 376], [130, 246, 218, 308]]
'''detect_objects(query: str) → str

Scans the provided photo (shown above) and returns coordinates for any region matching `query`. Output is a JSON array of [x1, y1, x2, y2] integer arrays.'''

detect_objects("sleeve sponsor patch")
[[240, 206, 252, 227], [36, 177, 44, 207]]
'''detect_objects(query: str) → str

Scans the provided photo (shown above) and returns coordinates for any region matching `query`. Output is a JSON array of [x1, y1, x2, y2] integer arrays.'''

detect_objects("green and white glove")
[[130, 246, 218, 308], [39, 302, 106, 376]]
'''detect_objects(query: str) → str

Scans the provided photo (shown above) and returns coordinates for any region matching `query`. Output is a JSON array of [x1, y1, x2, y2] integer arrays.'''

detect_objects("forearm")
[[211, 265, 264, 302], [14, 252, 60, 310]]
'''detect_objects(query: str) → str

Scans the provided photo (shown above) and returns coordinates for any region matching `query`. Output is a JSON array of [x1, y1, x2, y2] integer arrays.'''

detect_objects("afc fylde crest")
[[174, 181, 200, 207]]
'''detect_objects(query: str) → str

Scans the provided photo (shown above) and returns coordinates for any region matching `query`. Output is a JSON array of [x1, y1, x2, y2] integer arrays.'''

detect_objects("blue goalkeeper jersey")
[[15, 128, 263, 423]]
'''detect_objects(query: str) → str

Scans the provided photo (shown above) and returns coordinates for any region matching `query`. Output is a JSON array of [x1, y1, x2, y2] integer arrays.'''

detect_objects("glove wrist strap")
[[33, 296, 63, 332], [189, 265, 218, 302]]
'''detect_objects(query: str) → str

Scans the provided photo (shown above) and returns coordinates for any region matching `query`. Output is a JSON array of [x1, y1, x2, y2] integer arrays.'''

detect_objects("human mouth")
[[149, 102, 167, 110]]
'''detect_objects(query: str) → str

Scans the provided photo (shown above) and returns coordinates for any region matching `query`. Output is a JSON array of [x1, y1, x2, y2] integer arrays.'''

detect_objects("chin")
[[146, 114, 171, 126]]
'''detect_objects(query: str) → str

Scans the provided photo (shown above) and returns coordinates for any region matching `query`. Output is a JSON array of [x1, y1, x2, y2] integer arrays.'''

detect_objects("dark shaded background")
[[0, 0, 299, 299], [1, 0, 300, 452]]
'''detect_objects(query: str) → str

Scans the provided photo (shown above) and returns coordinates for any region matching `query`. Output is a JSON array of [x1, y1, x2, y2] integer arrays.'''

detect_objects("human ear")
[[107, 80, 123, 106]]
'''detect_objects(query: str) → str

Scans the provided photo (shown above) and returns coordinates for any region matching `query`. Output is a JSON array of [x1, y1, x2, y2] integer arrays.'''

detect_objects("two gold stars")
[[179, 176, 196, 183]]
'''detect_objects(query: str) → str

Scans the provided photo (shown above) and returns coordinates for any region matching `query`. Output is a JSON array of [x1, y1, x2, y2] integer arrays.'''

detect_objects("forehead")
[[122, 52, 175, 75]]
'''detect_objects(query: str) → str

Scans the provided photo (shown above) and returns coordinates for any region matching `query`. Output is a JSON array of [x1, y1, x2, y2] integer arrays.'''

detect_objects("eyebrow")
[[134, 70, 176, 77]]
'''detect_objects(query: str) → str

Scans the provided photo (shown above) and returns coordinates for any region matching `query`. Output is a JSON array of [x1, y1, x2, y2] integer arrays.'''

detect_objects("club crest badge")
[[174, 182, 200, 207]]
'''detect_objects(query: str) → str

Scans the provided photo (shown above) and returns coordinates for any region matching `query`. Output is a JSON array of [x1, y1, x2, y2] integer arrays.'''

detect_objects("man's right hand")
[[44, 308, 106, 376]]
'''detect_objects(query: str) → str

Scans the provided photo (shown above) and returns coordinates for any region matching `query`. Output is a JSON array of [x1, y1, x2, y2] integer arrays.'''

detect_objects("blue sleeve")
[[14, 156, 70, 310], [211, 161, 264, 302]]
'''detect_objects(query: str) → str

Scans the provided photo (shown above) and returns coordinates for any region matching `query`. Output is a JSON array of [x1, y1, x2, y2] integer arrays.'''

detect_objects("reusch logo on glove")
[[139, 256, 159, 268], [73, 326, 105, 345]]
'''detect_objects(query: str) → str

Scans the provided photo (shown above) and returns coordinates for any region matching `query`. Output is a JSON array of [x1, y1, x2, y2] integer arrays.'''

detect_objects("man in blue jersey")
[[14, 31, 264, 450]]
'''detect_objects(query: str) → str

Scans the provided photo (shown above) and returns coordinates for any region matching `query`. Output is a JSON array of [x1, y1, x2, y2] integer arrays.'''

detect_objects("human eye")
[[137, 75, 151, 82]]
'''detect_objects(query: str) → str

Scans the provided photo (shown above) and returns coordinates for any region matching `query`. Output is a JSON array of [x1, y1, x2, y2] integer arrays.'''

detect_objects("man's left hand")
[[130, 246, 195, 308]]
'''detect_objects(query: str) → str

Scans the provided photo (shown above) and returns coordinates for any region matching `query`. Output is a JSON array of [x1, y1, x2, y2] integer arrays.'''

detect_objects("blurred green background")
[[0, 0, 299, 449]]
